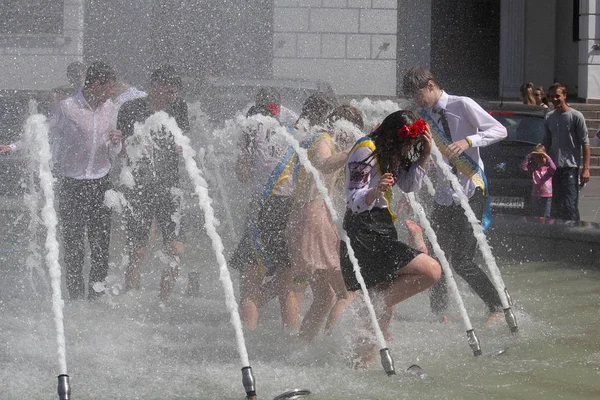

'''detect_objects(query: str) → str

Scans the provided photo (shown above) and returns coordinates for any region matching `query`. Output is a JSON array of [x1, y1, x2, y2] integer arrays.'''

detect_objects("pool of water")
[[1, 245, 599, 399]]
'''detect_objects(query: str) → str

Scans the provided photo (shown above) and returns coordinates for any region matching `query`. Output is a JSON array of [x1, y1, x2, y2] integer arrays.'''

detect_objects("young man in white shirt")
[[403, 66, 506, 321], [51, 62, 122, 300]]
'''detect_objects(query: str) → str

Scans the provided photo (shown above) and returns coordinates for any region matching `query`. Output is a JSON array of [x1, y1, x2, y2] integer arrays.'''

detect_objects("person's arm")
[[346, 146, 378, 212], [542, 116, 552, 149], [577, 113, 591, 185], [235, 127, 255, 183], [581, 145, 591, 185], [460, 97, 508, 149], [520, 154, 533, 173], [310, 136, 348, 174]]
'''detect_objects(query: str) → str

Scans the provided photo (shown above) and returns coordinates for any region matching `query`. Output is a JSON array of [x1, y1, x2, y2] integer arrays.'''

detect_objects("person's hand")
[[176, 144, 183, 155], [377, 172, 395, 194], [421, 126, 432, 157], [580, 168, 590, 186], [448, 138, 470, 157], [109, 130, 122, 145], [0, 145, 12, 155]]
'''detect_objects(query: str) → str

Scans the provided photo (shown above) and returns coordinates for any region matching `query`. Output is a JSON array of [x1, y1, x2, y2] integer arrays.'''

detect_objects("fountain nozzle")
[[379, 348, 396, 375], [57, 374, 70, 400], [242, 366, 257, 400], [466, 329, 482, 356], [504, 308, 518, 333]]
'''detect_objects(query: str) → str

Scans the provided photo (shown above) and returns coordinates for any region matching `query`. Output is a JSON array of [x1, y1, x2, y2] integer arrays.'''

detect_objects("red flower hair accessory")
[[398, 119, 427, 139], [267, 103, 280, 116]]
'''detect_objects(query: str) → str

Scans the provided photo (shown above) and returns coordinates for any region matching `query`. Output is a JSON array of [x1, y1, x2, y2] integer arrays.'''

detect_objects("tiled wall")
[[273, 0, 397, 96], [0, 0, 84, 91]]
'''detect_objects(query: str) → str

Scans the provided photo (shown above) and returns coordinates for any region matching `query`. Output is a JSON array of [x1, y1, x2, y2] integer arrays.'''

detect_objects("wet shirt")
[[543, 108, 589, 168], [237, 116, 294, 197], [345, 140, 425, 213], [426, 91, 507, 205], [50, 91, 121, 179], [117, 97, 190, 186]]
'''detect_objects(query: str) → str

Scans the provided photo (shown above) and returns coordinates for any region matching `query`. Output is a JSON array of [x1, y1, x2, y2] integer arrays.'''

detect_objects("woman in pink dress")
[[287, 105, 364, 342]]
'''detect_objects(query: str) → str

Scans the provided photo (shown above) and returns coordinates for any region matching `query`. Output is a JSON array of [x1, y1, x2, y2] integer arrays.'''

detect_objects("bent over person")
[[51, 62, 122, 300], [117, 65, 189, 301]]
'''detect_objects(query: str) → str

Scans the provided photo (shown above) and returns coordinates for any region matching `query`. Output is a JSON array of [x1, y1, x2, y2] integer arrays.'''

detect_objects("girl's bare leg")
[[324, 270, 354, 335], [299, 271, 335, 342], [381, 253, 441, 307], [275, 267, 301, 330], [239, 263, 264, 331]]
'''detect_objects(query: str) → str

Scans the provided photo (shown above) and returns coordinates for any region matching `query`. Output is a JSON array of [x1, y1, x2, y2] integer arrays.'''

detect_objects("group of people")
[[519, 82, 591, 220], [11, 60, 589, 366], [3, 61, 191, 301]]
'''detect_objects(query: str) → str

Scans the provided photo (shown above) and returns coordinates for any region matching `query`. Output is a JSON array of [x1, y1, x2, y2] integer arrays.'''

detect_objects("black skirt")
[[340, 207, 421, 291]]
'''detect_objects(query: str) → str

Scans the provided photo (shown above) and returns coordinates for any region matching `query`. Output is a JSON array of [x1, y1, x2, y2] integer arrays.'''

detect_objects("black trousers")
[[58, 176, 112, 300], [429, 190, 502, 313], [551, 167, 580, 221]]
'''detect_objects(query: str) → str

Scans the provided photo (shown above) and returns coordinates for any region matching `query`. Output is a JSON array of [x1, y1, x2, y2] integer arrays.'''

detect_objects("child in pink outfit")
[[520, 144, 556, 217]]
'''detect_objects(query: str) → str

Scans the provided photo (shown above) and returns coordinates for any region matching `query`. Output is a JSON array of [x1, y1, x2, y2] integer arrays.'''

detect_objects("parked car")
[[479, 103, 548, 216], [182, 75, 338, 124]]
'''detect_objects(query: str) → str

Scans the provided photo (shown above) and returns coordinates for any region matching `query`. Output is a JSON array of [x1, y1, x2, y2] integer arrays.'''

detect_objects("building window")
[[0, 0, 64, 35]]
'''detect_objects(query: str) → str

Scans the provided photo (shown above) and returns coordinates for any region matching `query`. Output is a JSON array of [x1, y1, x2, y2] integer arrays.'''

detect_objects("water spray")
[[57, 374, 71, 400], [143, 112, 255, 398], [428, 141, 518, 334], [406, 193, 483, 356], [277, 119, 395, 376]]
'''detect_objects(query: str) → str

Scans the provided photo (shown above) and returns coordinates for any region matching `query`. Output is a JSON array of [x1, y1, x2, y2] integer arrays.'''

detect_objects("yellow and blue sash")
[[418, 108, 492, 231], [348, 137, 397, 224]]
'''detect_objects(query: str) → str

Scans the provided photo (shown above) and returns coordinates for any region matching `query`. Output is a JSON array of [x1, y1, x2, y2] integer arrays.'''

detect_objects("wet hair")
[[255, 87, 280, 107], [549, 82, 567, 97], [326, 105, 364, 131], [150, 64, 182, 89], [402, 66, 439, 96], [84, 62, 117, 88], [519, 82, 535, 105], [66, 61, 86, 86], [367, 110, 424, 174], [297, 93, 335, 127]]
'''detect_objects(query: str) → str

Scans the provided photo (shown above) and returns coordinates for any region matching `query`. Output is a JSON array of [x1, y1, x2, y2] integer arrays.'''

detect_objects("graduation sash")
[[348, 137, 397, 224], [418, 108, 492, 231]]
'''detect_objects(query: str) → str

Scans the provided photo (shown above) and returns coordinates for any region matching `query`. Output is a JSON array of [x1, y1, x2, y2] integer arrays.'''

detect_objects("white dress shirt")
[[427, 91, 507, 205], [50, 91, 122, 180]]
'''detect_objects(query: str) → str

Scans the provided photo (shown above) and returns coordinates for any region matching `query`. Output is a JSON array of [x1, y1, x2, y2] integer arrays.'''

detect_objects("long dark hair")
[[367, 110, 424, 176]]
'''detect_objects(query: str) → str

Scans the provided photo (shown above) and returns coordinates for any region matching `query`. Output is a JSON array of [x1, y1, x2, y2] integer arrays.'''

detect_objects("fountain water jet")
[[139, 111, 257, 398], [428, 138, 518, 333], [266, 115, 396, 376], [405, 192, 482, 356], [23, 113, 69, 395]]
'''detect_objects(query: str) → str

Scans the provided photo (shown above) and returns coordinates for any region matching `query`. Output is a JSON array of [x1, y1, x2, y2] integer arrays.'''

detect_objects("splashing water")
[[429, 141, 511, 309], [405, 193, 474, 333], [24, 114, 68, 375], [244, 114, 390, 351], [136, 111, 250, 367]]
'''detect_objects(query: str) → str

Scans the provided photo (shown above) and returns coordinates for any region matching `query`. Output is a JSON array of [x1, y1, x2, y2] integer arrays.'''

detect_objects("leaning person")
[[403, 66, 506, 322], [340, 110, 441, 364]]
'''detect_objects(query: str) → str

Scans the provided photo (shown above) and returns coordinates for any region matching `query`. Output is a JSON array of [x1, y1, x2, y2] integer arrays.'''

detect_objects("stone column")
[[499, 0, 525, 100], [578, 0, 600, 102]]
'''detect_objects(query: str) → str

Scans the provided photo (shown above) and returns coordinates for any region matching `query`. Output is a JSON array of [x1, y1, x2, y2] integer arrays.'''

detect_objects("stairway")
[[569, 103, 600, 176]]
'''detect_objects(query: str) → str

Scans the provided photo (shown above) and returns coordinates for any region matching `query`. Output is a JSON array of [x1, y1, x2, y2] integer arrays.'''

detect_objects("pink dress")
[[286, 134, 347, 277]]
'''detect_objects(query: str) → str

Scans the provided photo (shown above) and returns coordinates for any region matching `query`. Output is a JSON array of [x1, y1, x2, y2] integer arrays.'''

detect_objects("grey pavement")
[[580, 177, 600, 223]]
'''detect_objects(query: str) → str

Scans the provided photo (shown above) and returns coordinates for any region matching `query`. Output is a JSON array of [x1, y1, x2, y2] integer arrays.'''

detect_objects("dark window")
[[0, 0, 64, 35]]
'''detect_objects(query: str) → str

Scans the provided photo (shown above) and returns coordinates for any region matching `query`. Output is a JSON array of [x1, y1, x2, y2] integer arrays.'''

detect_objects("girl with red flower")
[[340, 110, 441, 366]]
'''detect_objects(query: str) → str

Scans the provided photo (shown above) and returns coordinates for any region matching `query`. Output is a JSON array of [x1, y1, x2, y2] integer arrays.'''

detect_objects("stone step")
[[570, 103, 600, 112], [591, 166, 600, 176]]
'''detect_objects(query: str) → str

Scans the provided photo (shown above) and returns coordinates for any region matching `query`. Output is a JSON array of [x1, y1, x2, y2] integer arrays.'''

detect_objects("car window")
[[492, 115, 545, 143]]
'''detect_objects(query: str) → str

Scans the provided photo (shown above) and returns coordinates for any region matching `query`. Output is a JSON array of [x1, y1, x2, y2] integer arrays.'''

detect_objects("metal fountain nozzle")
[[504, 288, 513, 306], [504, 308, 518, 333], [466, 329, 482, 356], [57, 374, 71, 400], [379, 348, 396, 376], [241, 366, 257, 400]]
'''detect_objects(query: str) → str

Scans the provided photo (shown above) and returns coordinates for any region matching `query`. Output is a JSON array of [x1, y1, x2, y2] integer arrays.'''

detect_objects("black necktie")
[[434, 108, 458, 174], [435, 108, 452, 141]]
